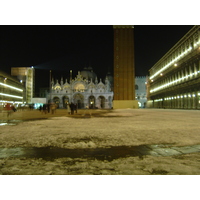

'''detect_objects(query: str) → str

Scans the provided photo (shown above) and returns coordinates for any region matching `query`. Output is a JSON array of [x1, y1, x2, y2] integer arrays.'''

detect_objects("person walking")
[[50, 103, 56, 114], [70, 102, 75, 115], [42, 104, 47, 114], [74, 103, 78, 114], [4, 103, 14, 117], [47, 103, 51, 113], [67, 103, 71, 115]]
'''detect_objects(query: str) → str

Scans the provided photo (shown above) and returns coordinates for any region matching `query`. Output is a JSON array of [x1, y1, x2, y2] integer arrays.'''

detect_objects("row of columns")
[[51, 95, 112, 109], [153, 92, 200, 109], [151, 60, 200, 92]]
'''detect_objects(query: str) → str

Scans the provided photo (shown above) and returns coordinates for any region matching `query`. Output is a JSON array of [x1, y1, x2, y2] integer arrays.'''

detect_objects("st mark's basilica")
[[47, 67, 114, 109]]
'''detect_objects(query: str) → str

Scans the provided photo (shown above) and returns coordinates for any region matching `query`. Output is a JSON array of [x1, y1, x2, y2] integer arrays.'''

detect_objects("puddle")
[[0, 120, 23, 126], [0, 144, 199, 161], [0, 123, 17, 126], [0, 119, 47, 126], [0, 146, 145, 161]]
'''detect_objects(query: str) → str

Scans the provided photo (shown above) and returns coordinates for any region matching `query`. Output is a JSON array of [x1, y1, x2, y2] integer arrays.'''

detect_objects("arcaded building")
[[11, 67, 35, 104], [47, 67, 113, 109], [147, 25, 200, 109], [0, 70, 25, 107]]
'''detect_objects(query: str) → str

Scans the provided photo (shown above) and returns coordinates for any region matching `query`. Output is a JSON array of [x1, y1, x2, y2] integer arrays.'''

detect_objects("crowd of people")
[[1, 102, 87, 118], [2, 103, 17, 117], [39, 102, 78, 115], [67, 102, 77, 115], [39, 103, 57, 114]]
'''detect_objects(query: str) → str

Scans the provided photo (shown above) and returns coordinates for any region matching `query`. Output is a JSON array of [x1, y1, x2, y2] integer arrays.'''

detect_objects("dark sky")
[[0, 25, 194, 94]]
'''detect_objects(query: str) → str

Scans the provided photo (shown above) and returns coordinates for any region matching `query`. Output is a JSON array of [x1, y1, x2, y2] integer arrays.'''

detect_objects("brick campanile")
[[113, 25, 138, 109]]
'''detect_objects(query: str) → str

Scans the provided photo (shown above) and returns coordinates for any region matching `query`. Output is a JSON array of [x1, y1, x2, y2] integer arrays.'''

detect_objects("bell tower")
[[113, 25, 138, 109]]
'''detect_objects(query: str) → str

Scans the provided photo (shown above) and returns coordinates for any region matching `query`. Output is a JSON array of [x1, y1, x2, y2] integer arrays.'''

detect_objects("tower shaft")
[[113, 25, 138, 109]]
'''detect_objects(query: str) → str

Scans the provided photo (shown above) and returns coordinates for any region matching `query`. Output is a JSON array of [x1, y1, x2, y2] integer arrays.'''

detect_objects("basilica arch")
[[53, 96, 60, 108], [62, 95, 69, 108], [98, 96, 106, 108], [73, 82, 86, 92], [88, 95, 95, 109], [73, 93, 84, 109]]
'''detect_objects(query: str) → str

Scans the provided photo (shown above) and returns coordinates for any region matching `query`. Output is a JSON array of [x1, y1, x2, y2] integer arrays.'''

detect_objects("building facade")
[[113, 25, 138, 109], [0, 70, 25, 109], [47, 69, 113, 109], [11, 67, 35, 104], [135, 76, 148, 108], [147, 25, 200, 109]]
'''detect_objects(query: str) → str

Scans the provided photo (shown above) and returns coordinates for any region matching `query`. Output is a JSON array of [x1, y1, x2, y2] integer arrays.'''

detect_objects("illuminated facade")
[[147, 25, 200, 109], [113, 25, 138, 109], [48, 69, 113, 109], [11, 67, 35, 104], [0, 70, 25, 107]]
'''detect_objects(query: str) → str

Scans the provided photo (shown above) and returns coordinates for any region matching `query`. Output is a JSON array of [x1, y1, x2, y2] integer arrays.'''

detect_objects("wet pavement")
[[0, 118, 49, 126], [0, 144, 199, 161]]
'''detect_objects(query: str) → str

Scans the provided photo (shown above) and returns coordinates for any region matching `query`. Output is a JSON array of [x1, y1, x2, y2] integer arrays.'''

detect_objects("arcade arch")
[[53, 97, 60, 108], [62, 96, 69, 108], [73, 93, 84, 109]]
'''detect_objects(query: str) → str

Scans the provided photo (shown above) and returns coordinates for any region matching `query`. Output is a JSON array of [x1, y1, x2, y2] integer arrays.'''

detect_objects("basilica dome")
[[80, 67, 97, 81]]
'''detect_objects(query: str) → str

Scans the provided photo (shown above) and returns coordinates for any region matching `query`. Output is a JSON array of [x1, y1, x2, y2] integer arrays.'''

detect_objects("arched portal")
[[53, 97, 60, 108], [73, 93, 84, 109], [89, 95, 95, 109], [73, 83, 85, 92], [99, 96, 105, 108], [62, 96, 69, 108]]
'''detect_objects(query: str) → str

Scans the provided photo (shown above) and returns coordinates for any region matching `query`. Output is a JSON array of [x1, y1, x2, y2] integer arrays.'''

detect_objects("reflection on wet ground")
[[0, 119, 47, 126], [0, 144, 200, 161], [0, 120, 23, 126]]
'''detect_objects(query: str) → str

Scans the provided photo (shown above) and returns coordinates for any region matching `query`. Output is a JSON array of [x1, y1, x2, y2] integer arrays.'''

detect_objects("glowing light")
[[0, 82, 23, 92], [150, 46, 192, 80], [154, 98, 163, 102], [0, 93, 23, 99], [150, 71, 200, 93]]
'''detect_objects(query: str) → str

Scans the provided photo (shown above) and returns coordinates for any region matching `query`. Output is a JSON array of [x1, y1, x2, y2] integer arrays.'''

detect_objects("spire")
[[95, 76, 98, 84], [70, 70, 72, 83]]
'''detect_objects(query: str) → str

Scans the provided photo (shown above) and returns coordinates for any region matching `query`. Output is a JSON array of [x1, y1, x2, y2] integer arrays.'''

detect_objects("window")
[[135, 85, 138, 90]]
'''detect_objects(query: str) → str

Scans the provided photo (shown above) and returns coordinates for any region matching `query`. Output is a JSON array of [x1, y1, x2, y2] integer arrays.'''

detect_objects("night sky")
[[0, 25, 194, 95]]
